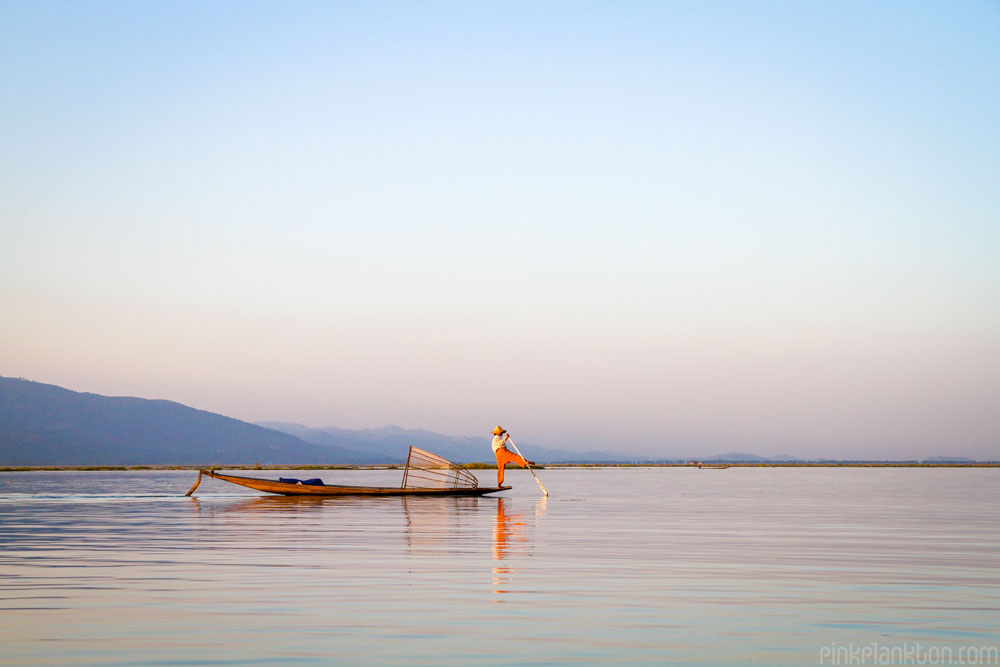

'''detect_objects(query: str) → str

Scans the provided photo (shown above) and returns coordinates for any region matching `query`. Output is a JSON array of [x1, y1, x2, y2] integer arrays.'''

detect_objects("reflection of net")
[[402, 447, 479, 489]]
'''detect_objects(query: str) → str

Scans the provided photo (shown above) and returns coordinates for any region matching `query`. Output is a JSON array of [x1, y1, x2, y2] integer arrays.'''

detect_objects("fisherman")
[[491, 426, 534, 487]]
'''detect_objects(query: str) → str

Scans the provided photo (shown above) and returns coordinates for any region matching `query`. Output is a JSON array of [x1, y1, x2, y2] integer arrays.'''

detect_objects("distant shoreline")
[[1, 462, 998, 472]]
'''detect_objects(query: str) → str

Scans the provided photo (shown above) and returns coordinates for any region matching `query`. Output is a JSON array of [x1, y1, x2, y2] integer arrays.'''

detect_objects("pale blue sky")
[[2, 1, 998, 459]]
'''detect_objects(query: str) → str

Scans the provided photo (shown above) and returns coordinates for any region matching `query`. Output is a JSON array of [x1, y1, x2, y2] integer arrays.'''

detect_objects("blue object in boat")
[[278, 477, 325, 486]]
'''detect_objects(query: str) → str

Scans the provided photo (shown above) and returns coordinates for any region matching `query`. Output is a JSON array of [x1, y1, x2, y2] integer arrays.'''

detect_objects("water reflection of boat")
[[197, 494, 354, 514], [186, 447, 511, 497], [401, 495, 483, 554]]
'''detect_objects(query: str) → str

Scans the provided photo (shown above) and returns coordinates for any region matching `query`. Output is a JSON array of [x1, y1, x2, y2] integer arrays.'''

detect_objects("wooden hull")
[[195, 470, 511, 496]]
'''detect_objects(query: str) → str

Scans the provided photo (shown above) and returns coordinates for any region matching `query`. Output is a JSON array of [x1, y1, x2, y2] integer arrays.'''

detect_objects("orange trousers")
[[495, 446, 529, 485]]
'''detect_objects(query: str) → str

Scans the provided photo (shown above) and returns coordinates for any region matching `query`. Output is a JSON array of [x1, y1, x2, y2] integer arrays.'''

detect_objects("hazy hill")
[[701, 452, 799, 462], [0, 376, 606, 466], [13, 376, 961, 466], [922, 456, 973, 463], [257, 421, 615, 464], [0, 377, 368, 465]]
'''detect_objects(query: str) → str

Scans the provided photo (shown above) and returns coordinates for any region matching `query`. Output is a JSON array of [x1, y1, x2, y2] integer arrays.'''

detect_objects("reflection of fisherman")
[[491, 426, 533, 487], [492, 497, 525, 596]]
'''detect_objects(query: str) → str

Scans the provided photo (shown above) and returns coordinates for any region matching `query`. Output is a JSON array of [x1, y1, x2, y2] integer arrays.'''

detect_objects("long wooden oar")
[[185, 470, 203, 496], [506, 436, 549, 496]]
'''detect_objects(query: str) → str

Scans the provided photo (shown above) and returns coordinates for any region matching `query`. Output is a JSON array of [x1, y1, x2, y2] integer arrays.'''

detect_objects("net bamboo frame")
[[401, 447, 479, 489]]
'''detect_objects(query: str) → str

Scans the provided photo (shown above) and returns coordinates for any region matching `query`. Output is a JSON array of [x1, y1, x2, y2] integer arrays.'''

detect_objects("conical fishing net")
[[402, 447, 479, 489]]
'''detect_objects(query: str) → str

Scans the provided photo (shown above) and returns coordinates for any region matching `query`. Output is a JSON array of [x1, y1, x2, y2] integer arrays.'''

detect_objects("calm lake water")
[[1, 467, 998, 665]]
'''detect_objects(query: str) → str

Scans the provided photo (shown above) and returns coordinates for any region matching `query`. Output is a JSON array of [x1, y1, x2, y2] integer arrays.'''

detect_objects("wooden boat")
[[186, 446, 511, 497]]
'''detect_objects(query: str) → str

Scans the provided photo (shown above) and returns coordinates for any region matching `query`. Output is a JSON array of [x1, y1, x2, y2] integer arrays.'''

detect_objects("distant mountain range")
[[255, 421, 604, 465], [699, 452, 799, 463], [0, 376, 610, 465], [1, 376, 985, 465], [0, 376, 366, 465], [922, 456, 974, 463]]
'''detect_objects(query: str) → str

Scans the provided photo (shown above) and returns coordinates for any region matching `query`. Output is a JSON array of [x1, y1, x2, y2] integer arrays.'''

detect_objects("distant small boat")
[[697, 463, 730, 469], [186, 446, 511, 497]]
